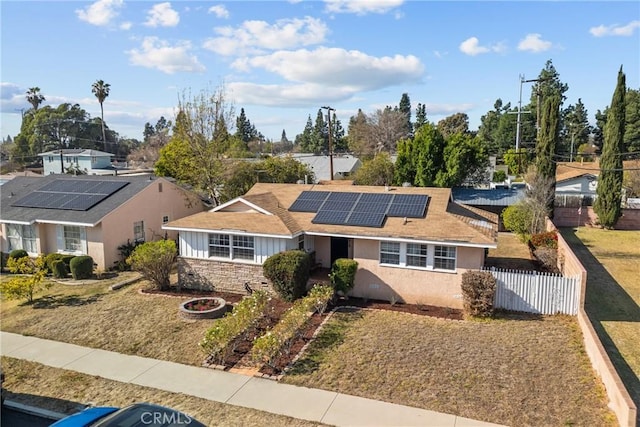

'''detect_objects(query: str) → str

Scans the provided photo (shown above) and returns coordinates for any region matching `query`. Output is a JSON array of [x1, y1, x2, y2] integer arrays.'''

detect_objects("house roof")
[[38, 149, 113, 157], [451, 187, 526, 207], [0, 174, 166, 226], [555, 160, 639, 183], [280, 154, 362, 182], [165, 183, 498, 247]]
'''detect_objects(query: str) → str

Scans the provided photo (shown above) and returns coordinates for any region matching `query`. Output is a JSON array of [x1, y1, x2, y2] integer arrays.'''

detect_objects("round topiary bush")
[[329, 258, 359, 294], [9, 249, 29, 260], [69, 255, 94, 280], [51, 259, 69, 279], [263, 250, 310, 302]]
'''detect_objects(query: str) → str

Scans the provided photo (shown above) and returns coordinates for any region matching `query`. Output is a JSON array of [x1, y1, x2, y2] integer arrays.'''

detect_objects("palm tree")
[[91, 79, 111, 152], [26, 87, 45, 110]]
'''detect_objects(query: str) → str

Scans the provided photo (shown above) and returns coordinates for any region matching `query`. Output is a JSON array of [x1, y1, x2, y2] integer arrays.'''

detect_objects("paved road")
[[1, 406, 53, 427]]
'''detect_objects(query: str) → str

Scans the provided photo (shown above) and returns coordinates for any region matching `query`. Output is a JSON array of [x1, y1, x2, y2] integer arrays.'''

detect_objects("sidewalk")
[[1, 332, 504, 427]]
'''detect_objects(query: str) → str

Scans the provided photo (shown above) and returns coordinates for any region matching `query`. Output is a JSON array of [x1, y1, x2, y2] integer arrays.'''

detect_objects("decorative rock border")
[[179, 297, 227, 320]]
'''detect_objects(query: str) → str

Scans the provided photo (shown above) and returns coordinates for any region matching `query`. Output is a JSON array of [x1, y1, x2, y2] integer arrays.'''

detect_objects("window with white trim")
[[434, 245, 456, 271], [298, 235, 305, 250], [380, 241, 400, 265], [63, 226, 82, 252], [406, 243, 428, 268], [209, 234, 230, 258], [6, 224, 37, 254], [233, 235, 254, 260], [133, 221, 145, 242], [208, 234, 254, 261]]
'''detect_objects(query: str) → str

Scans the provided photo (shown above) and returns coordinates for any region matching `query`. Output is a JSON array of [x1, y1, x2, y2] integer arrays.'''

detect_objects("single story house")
[[555, 162, 600, 206], [280, 153, 362, 182], [39, 149, 117, 176], [1, 174, 205, 270], [163, 183, 498, 309]]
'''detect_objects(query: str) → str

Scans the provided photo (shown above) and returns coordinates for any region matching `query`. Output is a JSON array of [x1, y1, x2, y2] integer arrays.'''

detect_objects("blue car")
[[50, 402, 206, 427]]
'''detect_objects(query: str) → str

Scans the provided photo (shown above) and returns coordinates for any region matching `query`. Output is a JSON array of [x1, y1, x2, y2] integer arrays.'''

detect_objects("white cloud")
[[120, 21, 132, 30], [517, 33, 553, 52], [76, 0, 123, 26], [0, 82, 30, 113], [126, 37, 205, 74], [203, 17, 328, 56], [324, 0, 404, 15], [589, 20, 640, 37], [144, 2, 180, 27], [228, 82, 356, 107], [459, 37, 506, 56], [208, 5, 230, 19], [232, 47, 424, 90]]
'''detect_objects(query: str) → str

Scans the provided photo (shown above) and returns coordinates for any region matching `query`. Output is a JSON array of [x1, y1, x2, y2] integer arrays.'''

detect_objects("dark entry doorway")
[[330, 237, 350, 265]]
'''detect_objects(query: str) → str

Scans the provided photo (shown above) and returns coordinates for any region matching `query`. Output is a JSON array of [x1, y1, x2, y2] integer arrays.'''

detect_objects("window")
[[63, 226, 82, 252], [233, 235, 254, 260], [208, 234, 255, 261], [162, 215, 169, 224], [434, 246, 456, 271], [48, 156, 54, 162], [380, 241, 400, 265], [133, 221, 145, 242], [209, 234, 230, 258], [6, 224, 37, 253], [298, 235, 305, 250], [406, 243, 427, 268]]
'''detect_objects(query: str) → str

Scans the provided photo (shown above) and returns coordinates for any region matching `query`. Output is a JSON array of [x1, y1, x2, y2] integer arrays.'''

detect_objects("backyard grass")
[[283, 309, 616, 427], [485, 232, 538, 270], [1, 357, 325, 427], [559, 227, 640, 410]]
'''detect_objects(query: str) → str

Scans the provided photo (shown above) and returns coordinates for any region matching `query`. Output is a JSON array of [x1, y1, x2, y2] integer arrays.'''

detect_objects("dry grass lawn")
[[1, 357, 324, 427], [284, 309, 616, 427], [485, 232, 538, 270], [559, 227, 640, 409]]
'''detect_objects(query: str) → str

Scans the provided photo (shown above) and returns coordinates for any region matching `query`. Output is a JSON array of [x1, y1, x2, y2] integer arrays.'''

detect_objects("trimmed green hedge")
[[263, 250, 311, 302], [9, 249, 28, 260], [329, 258, 358, 294], [51, 259, 69, 278], [70, 255, 93, 280]]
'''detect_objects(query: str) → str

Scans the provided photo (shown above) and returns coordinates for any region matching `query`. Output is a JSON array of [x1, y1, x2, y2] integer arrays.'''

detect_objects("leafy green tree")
[[503, 148, 531, 175], [435, 133, 488, 187], [623, 88, 640, 153], [352, 152, 394, 186], [560, 98, 591, 159], [414, 123, 446, 187], [346, 109, 368, 157], [1, 255, 50, 303], [437, 113, 470, 139], [502, 203, 534, 242], [26, 87, 45, 110], [394, 137, 415, 186], [535, 94, 561, 216], [529, 59, 569, 129], [594, 67, 626, 228], [91, 79, 111, 151], [127, 240, 177, 291]]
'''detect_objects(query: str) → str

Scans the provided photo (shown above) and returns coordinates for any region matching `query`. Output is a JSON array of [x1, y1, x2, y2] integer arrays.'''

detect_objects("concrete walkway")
[[1, 332, 504, 427]]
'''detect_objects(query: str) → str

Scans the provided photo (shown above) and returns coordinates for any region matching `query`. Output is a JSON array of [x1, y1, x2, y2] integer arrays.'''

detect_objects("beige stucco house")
[[163, 183, 498, 309], [1, 175, 205, 270]]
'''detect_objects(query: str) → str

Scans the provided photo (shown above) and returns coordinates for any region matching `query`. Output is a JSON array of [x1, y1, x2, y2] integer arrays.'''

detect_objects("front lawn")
[[284, 309, 615, 427]]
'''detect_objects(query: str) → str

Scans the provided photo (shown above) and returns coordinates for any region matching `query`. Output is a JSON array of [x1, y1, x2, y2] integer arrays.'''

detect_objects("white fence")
[[482, 267, 581, 315]]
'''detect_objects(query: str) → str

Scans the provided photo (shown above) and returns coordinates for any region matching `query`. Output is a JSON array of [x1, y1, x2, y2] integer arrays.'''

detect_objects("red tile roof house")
[[1, 175, 206, 270], [163, 183, 498, 309]]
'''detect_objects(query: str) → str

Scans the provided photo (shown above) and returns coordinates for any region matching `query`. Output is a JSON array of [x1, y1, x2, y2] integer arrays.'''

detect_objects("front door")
[[330, 237, 350, 266]]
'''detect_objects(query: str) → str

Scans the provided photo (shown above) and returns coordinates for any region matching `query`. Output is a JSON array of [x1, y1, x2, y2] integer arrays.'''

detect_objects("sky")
[[1, 1, 639, 144]]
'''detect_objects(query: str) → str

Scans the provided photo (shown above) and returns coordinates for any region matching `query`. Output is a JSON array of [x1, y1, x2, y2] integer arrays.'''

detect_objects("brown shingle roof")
[[165, 183, 497, 246]]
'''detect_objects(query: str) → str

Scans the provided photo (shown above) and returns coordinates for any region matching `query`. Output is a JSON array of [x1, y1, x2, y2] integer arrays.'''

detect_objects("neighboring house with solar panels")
[[39, 149, 115, 175], [0, 175, 205, 270], [163, 183, 498, 309]]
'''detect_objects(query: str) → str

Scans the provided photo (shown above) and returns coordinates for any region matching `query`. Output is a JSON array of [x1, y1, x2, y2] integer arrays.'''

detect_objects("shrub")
[[127, 240, 177, 291], [0, 255, 50, 303], [263, 250, 311, 302], [530, 231, 558, 249], [329, 258, 358, 294], [44, 253, 70, 274], [9, 249, 28, 260], [70, 255, 94, 280], [0, 252, 8, 272], [492, 170, 507, 182], [51, 259, 69, 278], [306, 283, 334, 314], [200, 290, 269, 365], [461, 271, 497, 318], [502, 203, 533, 242], [533, 247, 559, 273]]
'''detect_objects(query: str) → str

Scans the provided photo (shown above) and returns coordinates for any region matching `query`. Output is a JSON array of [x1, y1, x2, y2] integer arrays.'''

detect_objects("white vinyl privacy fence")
[[482, 267, 581, 315]]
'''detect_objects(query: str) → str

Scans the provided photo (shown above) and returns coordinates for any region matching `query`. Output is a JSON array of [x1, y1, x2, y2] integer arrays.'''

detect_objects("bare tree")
[[524, 166, 555, 234], [366, 108, 408, 155]]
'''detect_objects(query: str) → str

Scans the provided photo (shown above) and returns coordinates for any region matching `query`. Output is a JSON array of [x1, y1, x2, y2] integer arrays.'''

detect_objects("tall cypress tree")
[[535, 94, 561, 216], [594, 67, 626, 228]]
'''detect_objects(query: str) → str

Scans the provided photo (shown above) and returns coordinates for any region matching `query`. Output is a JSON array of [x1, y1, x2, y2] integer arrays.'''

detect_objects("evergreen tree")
[[331, 112, 347, 151], [415, 103, 427, 130], [623, 88, 640, 153], [535, 94, 561, 216], [399, 93, 412, 136], [296, 115, 315, 152], [347, 109, 368, 157], [594, 67, 626, 228], [394, 137, 415, 185], [313, 109, 327, 153], [414, 123, 446, 187]]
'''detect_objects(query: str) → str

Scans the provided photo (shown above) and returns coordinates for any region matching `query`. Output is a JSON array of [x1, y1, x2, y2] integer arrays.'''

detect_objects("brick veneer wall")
[[177, 257, 273, 295]]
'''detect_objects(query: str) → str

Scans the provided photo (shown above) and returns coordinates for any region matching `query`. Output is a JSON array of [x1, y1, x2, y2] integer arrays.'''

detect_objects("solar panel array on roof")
[[288, 190, 429, 228], [11, 179, 129, 211]]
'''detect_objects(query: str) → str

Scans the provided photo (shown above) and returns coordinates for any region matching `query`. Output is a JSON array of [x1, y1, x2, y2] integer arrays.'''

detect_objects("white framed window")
[[63, 226, 82, 252], [380, 241, 400, 265], [233, 235, 254, 260], [406, 243, 428, 268], [133, 221, 145, 242], [298, 234, 305, 250], [434, 245, 456, 271], [209, 234, 230, 258], [6, 224, 37, 254]]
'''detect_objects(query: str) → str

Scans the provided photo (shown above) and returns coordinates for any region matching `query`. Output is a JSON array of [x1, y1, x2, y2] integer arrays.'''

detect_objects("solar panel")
[[288, 199, 325, 212], [312, 210, 350, 225], [345, 211, 385, 227], [387, 203, 427, 218], [297, 190, 330, 201], [326, 192, 360, 202], [351, 202, 389, 214], [321, 200, 356, 211], [391, 194, 428, 205], [358, 193, 393, 204]]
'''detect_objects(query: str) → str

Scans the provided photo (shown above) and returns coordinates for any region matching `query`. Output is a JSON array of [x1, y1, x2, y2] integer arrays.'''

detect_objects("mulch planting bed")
[[143, 287, 463, 376]]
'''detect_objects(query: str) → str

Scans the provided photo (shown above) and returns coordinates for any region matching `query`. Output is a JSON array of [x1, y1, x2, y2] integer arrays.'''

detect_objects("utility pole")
[[321, 106, 335, 180], [511, 74, 548, 150]]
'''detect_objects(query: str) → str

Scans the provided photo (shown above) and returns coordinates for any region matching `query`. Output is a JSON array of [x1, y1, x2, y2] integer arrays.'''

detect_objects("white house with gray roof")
[[280, 154, 362, 182], [39, 149, 116, 175]]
